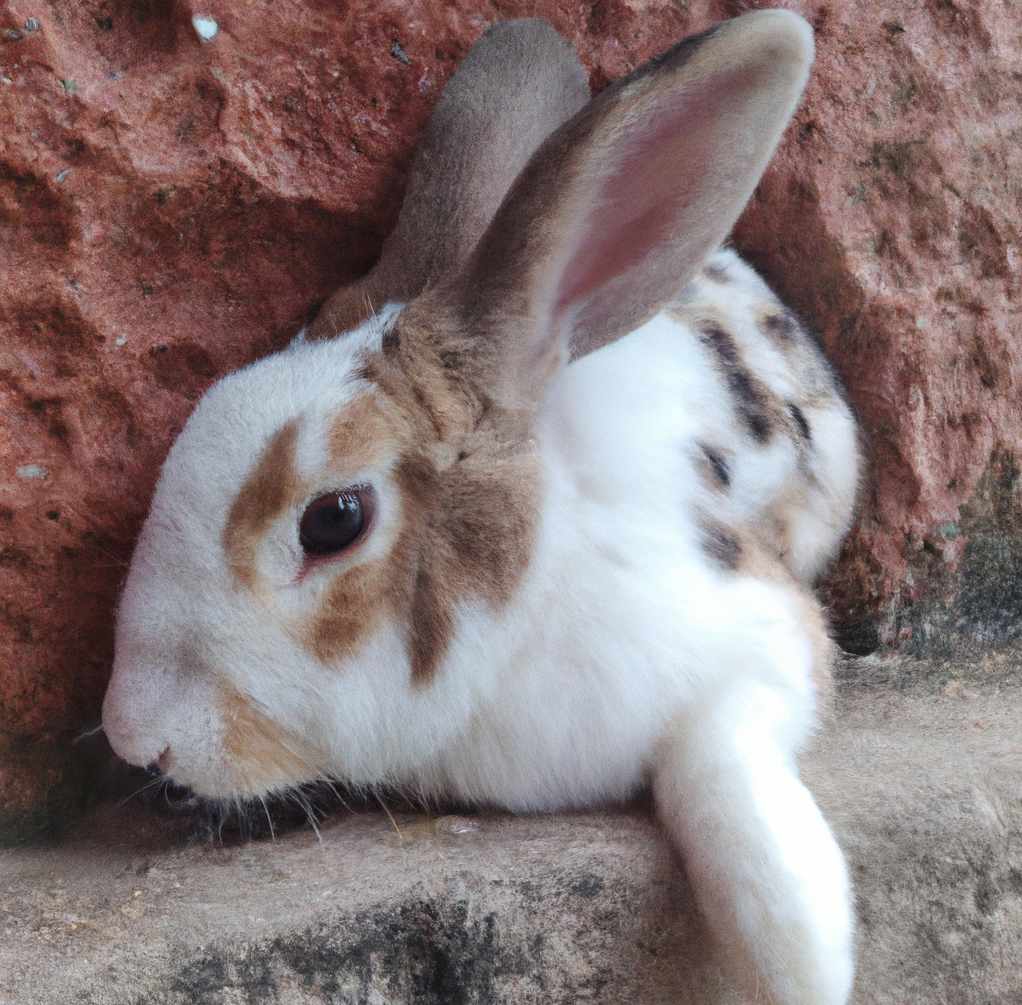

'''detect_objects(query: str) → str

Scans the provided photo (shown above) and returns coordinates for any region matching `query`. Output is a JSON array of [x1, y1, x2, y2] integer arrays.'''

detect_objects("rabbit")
[[102, 11, 861, 1005]]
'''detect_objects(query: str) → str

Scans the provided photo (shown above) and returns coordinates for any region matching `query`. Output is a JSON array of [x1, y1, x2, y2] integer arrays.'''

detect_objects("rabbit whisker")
[[259, 795, 275, 841], [299, 792, 323, 841], [374, 790, 403, 840], [215, 801, 230, 844], [74, 722, 106, 743], [320, 777, 354, 815], [116, 774, 166, 807]]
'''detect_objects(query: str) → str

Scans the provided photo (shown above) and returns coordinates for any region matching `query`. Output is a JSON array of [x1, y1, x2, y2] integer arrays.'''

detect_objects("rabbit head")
[[102, 11, 816, 801]]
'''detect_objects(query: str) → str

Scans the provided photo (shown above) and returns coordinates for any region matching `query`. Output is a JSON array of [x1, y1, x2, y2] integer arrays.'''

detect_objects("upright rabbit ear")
[[307, 19, 590, 340], [442, 10, 813, 411]]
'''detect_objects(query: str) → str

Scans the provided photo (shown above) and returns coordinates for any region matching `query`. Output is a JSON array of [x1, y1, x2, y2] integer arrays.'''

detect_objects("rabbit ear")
[[308, 19, 590, 340], [441, 10, 813, 408]]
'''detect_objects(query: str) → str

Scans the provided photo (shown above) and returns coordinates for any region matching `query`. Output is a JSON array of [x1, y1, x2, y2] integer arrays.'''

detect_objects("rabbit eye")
[[299, 487, 372, 557]]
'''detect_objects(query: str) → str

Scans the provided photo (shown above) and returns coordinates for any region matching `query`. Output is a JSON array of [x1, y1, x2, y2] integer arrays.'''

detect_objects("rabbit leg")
[[653, 682, 853, 1005]]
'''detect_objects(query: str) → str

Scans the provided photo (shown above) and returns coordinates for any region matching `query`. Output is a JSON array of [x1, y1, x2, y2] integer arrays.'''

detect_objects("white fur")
[[103, 13, 858, 1005]]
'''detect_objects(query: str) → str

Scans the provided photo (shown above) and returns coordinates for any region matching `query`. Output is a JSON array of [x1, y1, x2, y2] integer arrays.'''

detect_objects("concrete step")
[[1, 655, 1020, 1004]]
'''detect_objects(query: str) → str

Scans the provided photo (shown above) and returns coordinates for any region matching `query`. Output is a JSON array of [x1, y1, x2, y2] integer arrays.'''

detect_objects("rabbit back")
[[669, 248, 859, 584], [537, 247, 859, 589]]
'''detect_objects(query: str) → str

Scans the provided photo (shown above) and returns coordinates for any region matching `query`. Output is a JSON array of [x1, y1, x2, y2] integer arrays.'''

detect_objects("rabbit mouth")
[[124, 763, 363, 843], [140, 763, 203, 816]]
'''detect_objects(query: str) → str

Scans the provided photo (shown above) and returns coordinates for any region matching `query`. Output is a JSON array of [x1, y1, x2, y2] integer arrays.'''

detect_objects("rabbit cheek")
[[303, 559, 391, 665], [300, 449, 541, 684], [391, 450, 542, 684], [217, 689, 316, 797]]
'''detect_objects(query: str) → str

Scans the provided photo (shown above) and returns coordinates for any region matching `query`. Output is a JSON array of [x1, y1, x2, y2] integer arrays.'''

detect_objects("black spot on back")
[[789, 403, 812, 440], [700, 444, 731, 488], [699, 323, 774, 443], [762, 311, 799, 345], [700, 521, 742, 572]]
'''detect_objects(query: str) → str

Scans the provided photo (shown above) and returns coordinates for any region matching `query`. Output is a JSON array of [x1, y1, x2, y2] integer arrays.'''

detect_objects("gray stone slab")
[[1, 666, 1020, 1004]]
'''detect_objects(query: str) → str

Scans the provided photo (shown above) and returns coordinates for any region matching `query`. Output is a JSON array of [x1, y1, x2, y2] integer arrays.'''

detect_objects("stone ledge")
[[2, 679, 1020, 1004]]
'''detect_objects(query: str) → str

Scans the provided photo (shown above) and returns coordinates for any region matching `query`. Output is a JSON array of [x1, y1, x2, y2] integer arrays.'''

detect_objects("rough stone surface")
[[1, 2, 1019, 825], [2, 671, 1021, 1004]]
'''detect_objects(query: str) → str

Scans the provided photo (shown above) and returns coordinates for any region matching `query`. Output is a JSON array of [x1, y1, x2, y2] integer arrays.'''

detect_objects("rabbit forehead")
[[158, 322, 383, 511]]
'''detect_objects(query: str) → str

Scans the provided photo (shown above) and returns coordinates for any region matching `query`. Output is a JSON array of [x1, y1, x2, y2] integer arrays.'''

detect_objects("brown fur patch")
[[702, 261, 731, 283], [379, 300, 492, 439], [220, 689, 317, 796], [788, 402, 812, 440], [694, 509, 836, 702], [221, 393, 419, 669], [697, 443, 731, 490], [328, 392, 405, 472], [223, 421, 302, 589], [759, 309, 800, 346], [305, 305, 541, 684], [308, 560, 390, 665], [408, 564, 456, 682], [389, 438, 541, 685]]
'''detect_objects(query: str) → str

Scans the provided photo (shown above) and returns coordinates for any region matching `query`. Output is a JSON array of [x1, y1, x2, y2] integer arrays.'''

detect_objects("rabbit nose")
[[102, 701, 170, 769], [145, 748, 172, 777], [101, 663, 177, 769]]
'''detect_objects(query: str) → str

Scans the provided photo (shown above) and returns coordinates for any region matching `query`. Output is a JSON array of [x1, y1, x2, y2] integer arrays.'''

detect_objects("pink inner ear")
[[552, 73, 747, 319]]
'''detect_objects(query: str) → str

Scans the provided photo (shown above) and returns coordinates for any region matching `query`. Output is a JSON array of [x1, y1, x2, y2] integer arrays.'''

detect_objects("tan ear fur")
[[437, 10, 814, 415], [308, 19, 590, 341]]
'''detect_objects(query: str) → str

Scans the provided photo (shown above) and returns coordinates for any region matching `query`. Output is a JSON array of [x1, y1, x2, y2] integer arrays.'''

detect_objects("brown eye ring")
[[298, 485, 375, 558]]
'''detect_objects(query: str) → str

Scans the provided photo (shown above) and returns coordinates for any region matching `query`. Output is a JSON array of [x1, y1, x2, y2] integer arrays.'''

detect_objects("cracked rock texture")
[[1, 3, 1019, 825]]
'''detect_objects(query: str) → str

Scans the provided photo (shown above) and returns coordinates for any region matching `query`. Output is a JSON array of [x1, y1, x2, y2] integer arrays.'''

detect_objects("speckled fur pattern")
[[669, 249, 860, 586], [104, 13, 859, 1005]]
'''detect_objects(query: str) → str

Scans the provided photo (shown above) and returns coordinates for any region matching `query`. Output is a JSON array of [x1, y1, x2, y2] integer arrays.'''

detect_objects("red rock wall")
[[1, 0, 1019, 836]]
